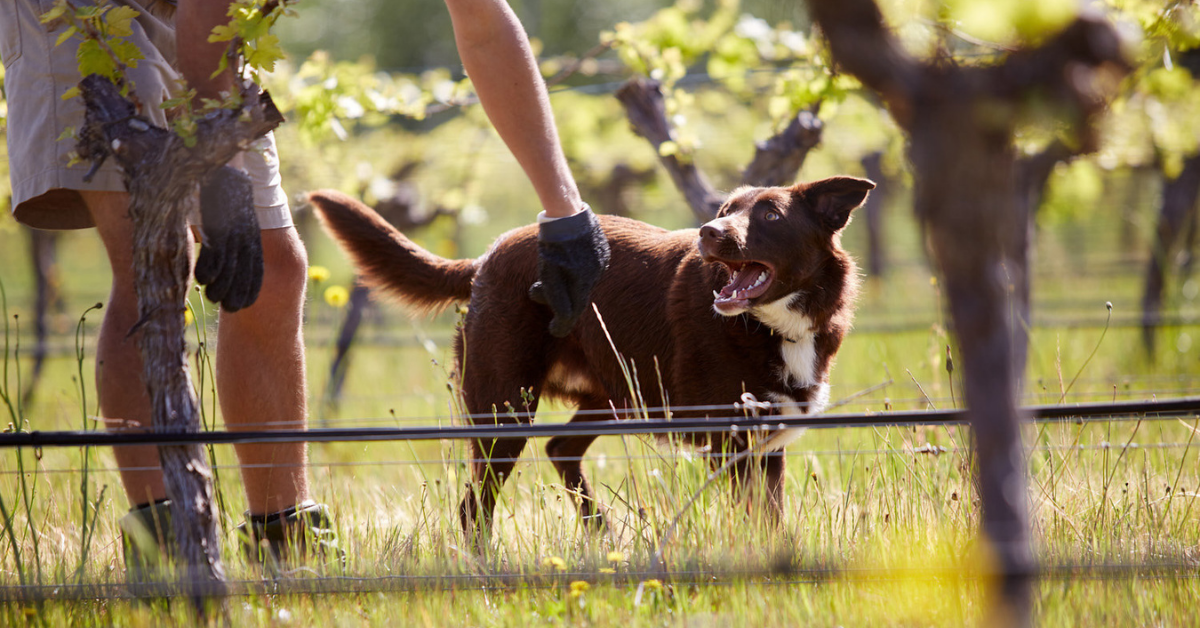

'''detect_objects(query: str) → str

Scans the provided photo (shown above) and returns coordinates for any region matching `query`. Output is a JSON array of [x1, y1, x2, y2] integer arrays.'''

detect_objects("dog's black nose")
[[700, 223, 724, 242]]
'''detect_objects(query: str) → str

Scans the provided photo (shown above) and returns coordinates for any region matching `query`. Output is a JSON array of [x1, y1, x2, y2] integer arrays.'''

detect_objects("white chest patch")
[[753, 294, 820, 389], [752, 293, 829, 451], [762, 384, 830, 451]]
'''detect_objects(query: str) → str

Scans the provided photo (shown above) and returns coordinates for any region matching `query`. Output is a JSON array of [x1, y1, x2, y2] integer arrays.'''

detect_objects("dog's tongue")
[[714, 262, 772, 312]]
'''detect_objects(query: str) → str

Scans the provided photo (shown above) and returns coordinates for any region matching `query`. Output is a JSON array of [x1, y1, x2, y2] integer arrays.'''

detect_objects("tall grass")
[[2, 275, 1199, 625], [70, 302, 105, 583]]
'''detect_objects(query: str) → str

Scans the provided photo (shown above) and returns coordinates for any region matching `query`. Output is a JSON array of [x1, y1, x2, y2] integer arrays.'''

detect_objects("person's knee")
[[78, 190, 141, 316], [259, 227, 309, 310]]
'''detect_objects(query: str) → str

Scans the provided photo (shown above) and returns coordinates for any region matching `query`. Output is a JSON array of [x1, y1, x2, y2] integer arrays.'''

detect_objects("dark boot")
[[117, 499, 174, 595], [235, 500, 343, 572]]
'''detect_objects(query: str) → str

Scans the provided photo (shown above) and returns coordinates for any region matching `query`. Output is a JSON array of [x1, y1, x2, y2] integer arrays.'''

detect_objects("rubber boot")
[[235, 500, 343, 573], [118, 499, 174, 596]]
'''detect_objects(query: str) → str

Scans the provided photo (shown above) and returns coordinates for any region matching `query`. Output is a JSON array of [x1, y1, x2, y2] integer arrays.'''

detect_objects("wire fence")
[[7, 439, 1200, 479], [3, 396, 1200, 450], [2, 560, 1197, 603], [10, 302, 1200, 366], [1, 395, 1198, 603]]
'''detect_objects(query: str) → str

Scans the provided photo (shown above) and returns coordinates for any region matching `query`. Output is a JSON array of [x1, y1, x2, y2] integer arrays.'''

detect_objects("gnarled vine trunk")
[[76, 75, 283, 613], [1141, 154, 1200, 355], [616, 77, 825, 223], [805, 2, 1129, 624]]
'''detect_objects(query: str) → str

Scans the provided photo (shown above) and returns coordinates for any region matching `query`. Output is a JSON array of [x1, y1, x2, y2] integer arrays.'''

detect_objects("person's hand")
[[529, 206, 610, 337], [194, 166, 264, 312]]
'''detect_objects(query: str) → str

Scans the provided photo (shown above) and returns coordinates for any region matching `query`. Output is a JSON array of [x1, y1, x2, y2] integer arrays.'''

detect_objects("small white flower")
[[337, 95, 366, 119], [734, 15, 772, 41]]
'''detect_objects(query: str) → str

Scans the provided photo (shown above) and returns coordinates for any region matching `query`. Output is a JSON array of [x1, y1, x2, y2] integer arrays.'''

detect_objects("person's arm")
[[444, 0, 609, 336], [444, 0, 583, 219]]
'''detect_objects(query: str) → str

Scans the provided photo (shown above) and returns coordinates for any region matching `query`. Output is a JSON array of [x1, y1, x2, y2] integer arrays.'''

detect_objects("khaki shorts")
[[1, 0, 291, 231]]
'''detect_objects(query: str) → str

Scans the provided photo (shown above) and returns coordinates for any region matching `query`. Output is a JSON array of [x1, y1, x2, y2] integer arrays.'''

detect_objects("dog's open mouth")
[[712, 261, 774, 314]]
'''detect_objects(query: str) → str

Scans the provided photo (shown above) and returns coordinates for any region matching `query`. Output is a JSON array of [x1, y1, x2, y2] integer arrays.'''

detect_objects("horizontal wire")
[[303, 390, 1200, 428], [249, 387, 1200, 429], [3, 397, 1200, 450], [16, 308, 1200, 360], [16, 307, 1200, 359], [5, 440, 1200, 479], [0, 561, 1196, 603]]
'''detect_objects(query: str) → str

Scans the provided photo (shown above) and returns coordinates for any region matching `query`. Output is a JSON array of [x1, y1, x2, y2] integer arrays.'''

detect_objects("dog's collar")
[[769, 328, 799, 344]]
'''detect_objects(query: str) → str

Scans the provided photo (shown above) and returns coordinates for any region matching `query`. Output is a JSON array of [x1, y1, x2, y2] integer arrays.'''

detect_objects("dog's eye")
[[764, 211, 781, 221]]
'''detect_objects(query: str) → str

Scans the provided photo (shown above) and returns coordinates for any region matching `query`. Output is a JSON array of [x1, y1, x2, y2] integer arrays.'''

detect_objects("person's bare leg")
[[82, 190, 167, 507], [217, 226, 310, 516]]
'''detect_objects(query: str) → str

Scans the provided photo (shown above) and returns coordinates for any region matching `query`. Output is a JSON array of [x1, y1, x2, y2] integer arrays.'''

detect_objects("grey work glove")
[[529, 205, 611, 337], [194, 166, 264, 312]]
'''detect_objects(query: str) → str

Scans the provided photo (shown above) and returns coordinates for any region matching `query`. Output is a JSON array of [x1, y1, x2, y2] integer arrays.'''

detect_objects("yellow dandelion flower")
[[642, 579, 662, 591], [606, 551, 625, 564], [541, 556, 567, 571], [324, 285, 350, 308], [569, 580, 590, 594], [183, 308, 195, 327], [308, 265, 331, 282], [599, 567, 616, 574]]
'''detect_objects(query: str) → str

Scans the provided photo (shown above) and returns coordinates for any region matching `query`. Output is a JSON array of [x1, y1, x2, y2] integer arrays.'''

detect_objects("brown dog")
[[309, 175, 873, 544]]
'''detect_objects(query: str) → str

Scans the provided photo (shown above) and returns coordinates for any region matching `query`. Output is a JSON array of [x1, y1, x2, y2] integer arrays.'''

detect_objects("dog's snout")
[[700, 223, 724, 242]]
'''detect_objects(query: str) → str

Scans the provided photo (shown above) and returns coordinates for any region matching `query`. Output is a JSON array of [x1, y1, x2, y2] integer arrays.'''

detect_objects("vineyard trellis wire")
[[1, 560, 1197, 603], [3, 396, 1200, 450], [6, 440, 1200, 479], [2, 395, 1197, 603]]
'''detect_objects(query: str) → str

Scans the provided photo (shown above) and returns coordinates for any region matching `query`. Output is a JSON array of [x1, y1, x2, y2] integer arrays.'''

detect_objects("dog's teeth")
[[753, 272, 766, 287], [713, 290, 721, 299]]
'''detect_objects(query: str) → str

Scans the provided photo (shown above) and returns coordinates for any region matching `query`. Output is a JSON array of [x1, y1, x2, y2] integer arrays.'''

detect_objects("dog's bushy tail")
[[308, 189, 475, 313]]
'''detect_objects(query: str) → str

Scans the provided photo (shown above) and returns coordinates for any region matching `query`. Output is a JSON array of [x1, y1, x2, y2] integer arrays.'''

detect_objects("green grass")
[[2, 266, 1198, 625]]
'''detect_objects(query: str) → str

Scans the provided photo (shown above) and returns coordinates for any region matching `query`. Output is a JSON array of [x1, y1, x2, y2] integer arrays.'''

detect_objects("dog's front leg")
[[762, 450, 786, 523], [714, 443, 786, 526]]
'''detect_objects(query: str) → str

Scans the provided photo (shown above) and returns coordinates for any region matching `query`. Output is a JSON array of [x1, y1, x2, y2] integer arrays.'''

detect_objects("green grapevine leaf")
[[207, 24, 238, 43], [39, 4, 66, 24], [245, 33, 283, 73], [55, 26, 78, 47], [105, 6, 139, 38], [76, 39, 118, 81]]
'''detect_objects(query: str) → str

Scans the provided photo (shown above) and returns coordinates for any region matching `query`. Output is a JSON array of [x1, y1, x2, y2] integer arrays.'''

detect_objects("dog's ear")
[[796, 177, 876, 231]]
